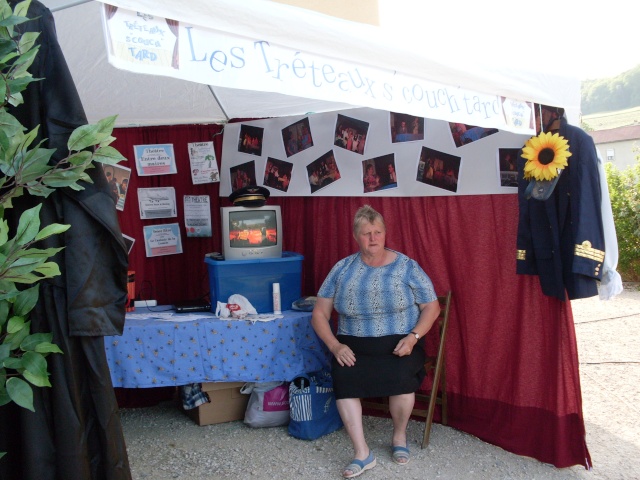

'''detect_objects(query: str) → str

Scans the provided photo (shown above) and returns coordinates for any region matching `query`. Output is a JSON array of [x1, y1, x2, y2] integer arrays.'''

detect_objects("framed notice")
[[134, 144, 177, 176], [188, 141, 220, 184], [184, 195, 212, 237], [138, 187, 177, 220], [143, 223, 183, 257]]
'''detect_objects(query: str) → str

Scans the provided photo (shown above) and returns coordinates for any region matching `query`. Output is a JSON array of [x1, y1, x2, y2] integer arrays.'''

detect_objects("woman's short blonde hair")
[[353, 205, 385, 235]]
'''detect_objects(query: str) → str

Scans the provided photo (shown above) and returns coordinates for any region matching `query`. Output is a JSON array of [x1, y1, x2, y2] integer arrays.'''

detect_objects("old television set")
[[221, 205, 283, 260]]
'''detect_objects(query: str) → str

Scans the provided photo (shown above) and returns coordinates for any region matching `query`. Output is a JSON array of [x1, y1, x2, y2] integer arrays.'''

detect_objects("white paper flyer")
[[134, 144, 177, 176], [184, 195, 212, 237], [138, 187, 177, 219], [188, 141, 220, 184], [143, 223, 183, 257]]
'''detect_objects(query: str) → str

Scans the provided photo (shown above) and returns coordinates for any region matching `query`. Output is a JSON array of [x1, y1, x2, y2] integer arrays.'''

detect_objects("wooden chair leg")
[[421, 364, 444, 449], [440, 361, 448, 426], [409, 292, 452, 448]]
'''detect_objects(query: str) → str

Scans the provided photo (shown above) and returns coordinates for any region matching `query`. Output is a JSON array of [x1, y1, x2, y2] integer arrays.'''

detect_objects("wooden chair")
[[360, 291, 453, 449], [413, 291, 452, 448]]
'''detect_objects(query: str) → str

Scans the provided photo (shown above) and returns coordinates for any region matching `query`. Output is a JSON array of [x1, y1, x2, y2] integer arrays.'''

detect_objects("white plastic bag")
[[215, 294, 258, 318], [241, 381, 290, 428]]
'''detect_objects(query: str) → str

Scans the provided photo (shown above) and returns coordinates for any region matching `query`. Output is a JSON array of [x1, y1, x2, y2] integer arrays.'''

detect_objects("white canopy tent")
[[46, 0, 581, 129], [36, 2, 599, 470]]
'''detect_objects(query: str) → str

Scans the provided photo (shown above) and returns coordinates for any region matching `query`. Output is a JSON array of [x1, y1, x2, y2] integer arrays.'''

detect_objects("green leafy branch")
[[0, 0, 126, 441], [606, 157, 640, 281]]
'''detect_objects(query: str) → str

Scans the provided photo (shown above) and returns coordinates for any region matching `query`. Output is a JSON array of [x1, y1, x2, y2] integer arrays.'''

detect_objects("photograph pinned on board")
[[498, 148, 520, 187], [390, 112, 424, 143], [448, 122, 499, 148], [307, 150, 341, 194], [416, 146, 461, 193], [362, 154, 397, 193], [230, 160, 257, 193], [282, 117, 314, 157], [237, 124, 264, 156], [263, 157, 293, 193], [122, 233, 135, 254], [333, 114, 369, 155], [104, 163, 131, 211]]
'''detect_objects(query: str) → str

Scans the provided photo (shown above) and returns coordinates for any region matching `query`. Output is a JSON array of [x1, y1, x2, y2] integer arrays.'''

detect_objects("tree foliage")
[[0, 0, 125, 454], [605, 157, 640, 281], [582, 65, 640, 114]]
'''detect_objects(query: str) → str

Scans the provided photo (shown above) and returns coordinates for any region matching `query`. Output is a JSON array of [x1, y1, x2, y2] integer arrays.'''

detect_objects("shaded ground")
[[120, 285, 640, 479]]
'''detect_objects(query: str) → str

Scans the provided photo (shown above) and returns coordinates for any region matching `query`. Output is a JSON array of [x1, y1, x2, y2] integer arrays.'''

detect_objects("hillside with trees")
[[581, 65, 640, 114]]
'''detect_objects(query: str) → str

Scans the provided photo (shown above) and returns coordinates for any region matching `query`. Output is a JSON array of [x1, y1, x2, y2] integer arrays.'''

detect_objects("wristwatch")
[[410, 331, 420, 340]]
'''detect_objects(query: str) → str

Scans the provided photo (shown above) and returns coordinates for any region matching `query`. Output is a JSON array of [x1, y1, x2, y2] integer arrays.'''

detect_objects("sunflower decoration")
[[521, 131, 571, 181]]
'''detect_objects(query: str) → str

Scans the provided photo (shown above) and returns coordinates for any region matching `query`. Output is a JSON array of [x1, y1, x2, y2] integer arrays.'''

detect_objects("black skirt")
[[332, 334, 426, 399]]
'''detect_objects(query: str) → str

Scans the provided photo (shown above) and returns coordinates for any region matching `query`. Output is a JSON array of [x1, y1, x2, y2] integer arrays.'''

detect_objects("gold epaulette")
[[574, 241, 605, 262]]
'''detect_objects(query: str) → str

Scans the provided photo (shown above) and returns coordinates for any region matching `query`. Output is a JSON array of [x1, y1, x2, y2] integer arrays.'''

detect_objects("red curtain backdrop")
[[111, 125, 590, 469]]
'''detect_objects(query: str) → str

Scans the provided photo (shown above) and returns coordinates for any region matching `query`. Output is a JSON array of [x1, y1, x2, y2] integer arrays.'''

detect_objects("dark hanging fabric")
[[104, 118, 592, 469], [0, 2, 131, 479]]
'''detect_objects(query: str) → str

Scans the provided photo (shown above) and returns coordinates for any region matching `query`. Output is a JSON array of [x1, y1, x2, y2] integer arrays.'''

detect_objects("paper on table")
[[125, 312, 175, 320], [125, 312, 202, 322], [215, 314, 284, 323], [125, 312, 285, 323]]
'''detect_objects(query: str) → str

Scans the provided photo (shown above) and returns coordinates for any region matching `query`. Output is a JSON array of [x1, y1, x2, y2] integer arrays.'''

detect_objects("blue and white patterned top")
[[318, 250, 436, 337]]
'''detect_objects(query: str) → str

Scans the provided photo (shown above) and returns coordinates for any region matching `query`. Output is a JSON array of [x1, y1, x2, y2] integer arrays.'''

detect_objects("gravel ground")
[[120, 284, 640, 480]]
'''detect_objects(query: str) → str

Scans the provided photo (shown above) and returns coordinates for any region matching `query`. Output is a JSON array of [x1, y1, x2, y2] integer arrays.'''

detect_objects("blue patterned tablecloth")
[[104, 309, 330, 388]]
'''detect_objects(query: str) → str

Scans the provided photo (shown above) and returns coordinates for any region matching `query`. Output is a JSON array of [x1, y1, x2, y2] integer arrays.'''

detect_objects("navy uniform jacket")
[[516, 117, 605, 301]]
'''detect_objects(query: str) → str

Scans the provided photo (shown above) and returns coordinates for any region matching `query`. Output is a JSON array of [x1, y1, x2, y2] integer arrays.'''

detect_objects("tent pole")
[[208, 86, 229, 123]]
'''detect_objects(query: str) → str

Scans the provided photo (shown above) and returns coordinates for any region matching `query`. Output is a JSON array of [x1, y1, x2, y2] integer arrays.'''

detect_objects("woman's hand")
[[394, 300, 440, 357], [312, 298, 357, 365], [331, 344, 355, 367], [393, 335, 417, 357]]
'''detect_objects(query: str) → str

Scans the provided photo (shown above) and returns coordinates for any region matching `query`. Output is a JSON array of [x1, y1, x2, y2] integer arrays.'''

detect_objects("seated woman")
[[311, 205, 440, 478]]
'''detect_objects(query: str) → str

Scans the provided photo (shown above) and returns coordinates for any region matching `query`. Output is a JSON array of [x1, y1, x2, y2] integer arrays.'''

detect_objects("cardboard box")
[[205, 251, 303, 313], [185, 382, 249, 426]]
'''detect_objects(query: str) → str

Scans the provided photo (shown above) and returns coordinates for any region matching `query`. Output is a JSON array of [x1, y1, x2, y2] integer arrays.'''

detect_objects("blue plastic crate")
[[205, 251, 303, 314]]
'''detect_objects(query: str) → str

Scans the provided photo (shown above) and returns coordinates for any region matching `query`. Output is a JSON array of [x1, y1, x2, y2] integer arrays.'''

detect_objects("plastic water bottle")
[[273, 283, 282, 314]]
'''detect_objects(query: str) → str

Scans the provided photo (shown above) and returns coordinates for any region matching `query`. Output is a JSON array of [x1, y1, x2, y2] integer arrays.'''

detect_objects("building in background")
[[583, 106, 640, 170]]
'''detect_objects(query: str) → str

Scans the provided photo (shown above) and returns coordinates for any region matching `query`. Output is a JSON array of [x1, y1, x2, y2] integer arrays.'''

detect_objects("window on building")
[[606, 148, 615, 161]]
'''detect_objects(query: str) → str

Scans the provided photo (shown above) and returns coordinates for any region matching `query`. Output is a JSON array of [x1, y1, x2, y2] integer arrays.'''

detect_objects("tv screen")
[[229, 210, 277, 248], [221, 205, 282, 260]]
